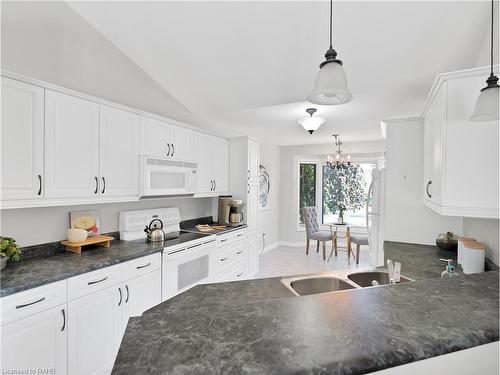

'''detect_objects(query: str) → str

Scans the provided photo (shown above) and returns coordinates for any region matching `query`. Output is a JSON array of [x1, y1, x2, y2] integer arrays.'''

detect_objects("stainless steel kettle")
[[144, 218, 166, 242]]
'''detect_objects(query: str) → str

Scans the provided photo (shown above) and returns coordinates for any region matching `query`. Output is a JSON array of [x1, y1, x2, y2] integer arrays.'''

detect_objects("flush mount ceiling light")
[[308, 0, 352, 105], [470, 0, 499, 122], [298, 108, 325, 134]]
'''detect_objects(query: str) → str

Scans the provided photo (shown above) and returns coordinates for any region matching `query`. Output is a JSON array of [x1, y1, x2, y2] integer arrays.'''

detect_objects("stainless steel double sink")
[[281, 270, 413, 296]]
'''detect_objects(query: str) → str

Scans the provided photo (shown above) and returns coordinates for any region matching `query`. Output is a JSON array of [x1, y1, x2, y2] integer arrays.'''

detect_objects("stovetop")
[[161, 230, 212, 248]]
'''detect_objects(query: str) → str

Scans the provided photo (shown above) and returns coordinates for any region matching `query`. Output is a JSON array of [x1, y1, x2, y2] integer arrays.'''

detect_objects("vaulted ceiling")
[[69, 1, 490, 145]]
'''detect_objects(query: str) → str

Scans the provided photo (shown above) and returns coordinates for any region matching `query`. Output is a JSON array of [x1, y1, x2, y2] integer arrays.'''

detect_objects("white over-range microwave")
[[140, 155, 198, 197]]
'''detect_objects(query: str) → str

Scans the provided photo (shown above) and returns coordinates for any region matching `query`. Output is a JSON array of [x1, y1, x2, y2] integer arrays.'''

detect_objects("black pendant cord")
[[484, 0, 499, 89], [490, 0, 494, 76], [329, 0, 333, 49]]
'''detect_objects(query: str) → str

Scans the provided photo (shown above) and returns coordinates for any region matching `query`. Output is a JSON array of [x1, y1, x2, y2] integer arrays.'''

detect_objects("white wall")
[[463, 218, 499, 266], [384, 118, 463, 245], [279, 141, 386, 244], [258, 143, 281, 250], [1, 1, 202, 126], [474, 1, 499, 68], [0, 198, 215, 247]]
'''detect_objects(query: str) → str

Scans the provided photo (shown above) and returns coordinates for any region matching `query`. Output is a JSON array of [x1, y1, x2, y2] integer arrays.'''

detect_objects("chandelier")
[[327, 135, 351, 168]]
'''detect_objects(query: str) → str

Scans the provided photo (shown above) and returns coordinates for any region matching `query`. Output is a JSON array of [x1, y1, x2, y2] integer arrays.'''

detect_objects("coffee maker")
[[218, 196, 245, 227]]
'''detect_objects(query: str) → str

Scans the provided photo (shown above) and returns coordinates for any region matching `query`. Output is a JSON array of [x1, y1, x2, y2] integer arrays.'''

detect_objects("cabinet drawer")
[[68, 263, 123, 301], [215, 242, 245, 273], [1, 280, 67, 326], [219, 262, 245, 282], [217, 229, 246, 246], [122, 253, 161, 280]]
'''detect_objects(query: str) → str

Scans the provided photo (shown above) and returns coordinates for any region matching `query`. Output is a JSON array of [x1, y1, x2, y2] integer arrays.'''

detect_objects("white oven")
[[140, 156, 197, 197], [162, 237, 217, 301]]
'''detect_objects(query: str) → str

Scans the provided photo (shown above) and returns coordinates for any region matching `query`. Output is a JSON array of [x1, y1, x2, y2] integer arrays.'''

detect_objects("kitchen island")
[[112, 267, 499, 374]]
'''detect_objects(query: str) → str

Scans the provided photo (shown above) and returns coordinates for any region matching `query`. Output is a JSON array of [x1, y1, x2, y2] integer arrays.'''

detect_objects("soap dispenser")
[[440, 259, 458, 278]]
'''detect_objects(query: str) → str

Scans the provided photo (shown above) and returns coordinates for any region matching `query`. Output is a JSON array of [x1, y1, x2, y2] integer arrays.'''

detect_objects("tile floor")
[[255, 241, 374, 279]]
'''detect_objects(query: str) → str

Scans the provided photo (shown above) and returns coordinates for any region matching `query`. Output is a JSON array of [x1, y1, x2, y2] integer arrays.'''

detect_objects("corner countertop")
[[0, 238, 166, 298], [112, 248, 499, 374]]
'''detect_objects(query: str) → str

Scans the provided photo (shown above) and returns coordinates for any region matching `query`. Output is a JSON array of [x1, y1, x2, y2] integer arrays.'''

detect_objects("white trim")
[[420, 65, 499, 117], [423, 199, 499, 219], [381, 116, 423, 125]]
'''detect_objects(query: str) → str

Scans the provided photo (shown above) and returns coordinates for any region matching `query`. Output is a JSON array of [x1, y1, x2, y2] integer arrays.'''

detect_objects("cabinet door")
[[194, 132, 214, 193], [100, 106, 140, 197], [247, 182, 259, 234], [68, 286, 123, 375], [245, 234, 260, 277], [213, 136, 229, 192], [169, 124, 194, 161], [248, 139, 260, 181], [1, 77, 44, 200], [1, 305, 67, 374], [423, 84, 444, 205], [123, 270, 161, 328], [45, 90, 99, 198], [140, 116, 169, 158]]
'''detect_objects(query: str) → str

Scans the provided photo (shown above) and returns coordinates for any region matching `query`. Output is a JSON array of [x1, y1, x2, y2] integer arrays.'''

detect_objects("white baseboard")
[[261, 242, 280, 254]]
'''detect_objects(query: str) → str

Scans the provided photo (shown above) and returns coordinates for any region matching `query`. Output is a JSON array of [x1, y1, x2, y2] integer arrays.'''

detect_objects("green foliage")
[[323, 164, 367, 220], [299, 163, 317, 223], [0, 237, 22, 262]]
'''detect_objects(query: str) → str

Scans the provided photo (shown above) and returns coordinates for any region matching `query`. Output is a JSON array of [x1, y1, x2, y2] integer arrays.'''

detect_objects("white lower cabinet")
[[1, 304, 67, 374], [211, 229, 247, 282], [68, 285, 123, 375], [123, 270, 161, 323], [246, 234, 260, 277]]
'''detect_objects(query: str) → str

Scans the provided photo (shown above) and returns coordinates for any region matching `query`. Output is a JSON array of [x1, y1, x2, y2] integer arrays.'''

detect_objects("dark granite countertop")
[[113, 242, 499, 375], [0, 239, 165, 298], [114, 271, 499, 375], [180, 216, 247, 236]]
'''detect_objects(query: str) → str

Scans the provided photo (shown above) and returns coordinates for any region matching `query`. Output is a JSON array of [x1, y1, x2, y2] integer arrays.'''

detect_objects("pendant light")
[[470, 0, 499, 122], [298, 108, 325, 134], [308, 0, 352, 105]]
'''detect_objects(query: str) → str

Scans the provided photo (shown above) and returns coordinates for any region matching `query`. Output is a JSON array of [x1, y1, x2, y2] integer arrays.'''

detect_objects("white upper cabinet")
[[212, 136, 229, 192], [169, 124, 194, 161], [194, 133, 229, 194], [45, 90, 100, 198], [140, 116, 194, 161], [248, 139, 260, 181], [100, 105, 140, 197], [422, 67, 499, 218], [1, 78, 44, 200]]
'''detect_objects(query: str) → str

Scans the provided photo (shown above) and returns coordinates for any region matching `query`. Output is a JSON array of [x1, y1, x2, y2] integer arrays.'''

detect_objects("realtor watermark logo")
[[2, 369, 56, 374]]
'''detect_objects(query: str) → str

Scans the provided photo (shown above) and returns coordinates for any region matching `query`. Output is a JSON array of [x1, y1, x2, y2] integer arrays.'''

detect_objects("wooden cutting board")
[[61, 235, 114, 254]]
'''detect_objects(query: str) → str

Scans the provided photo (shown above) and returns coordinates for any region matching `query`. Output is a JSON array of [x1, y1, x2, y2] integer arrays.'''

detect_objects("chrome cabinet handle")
[[248, 184, 250, 194], [214, 180, 216, 190], [61, 309, 66, 332], [102, 177, 106, 194], [237, 233, 243, 237], [220, 238, 227, 243], [16, 297, 45, 309], [167, 143, 171, 157], [247, 170, 250, 180], [88, 276, 108, 285], [37, 174, 42, 196], [220, 257, 228, 262], [94, 177, 99, 194], [236, 250, 243, 255], [426, 180, 432, 198], [171, 143, 175, 157], [118, 287, 122, 306], [125, 285, 130, 303], [136, 262, 151, 269], [236, 272, 243, 277]]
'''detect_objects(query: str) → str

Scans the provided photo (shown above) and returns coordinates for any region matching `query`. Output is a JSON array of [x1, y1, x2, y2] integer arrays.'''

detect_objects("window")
[[298, 163, 316, 224], [297, 160, 376, 227]]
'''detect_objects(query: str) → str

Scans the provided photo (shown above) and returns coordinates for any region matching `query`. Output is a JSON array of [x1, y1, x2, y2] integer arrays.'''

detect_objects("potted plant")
[[0, 237, 22, 270], [436, 231, 458, 251]]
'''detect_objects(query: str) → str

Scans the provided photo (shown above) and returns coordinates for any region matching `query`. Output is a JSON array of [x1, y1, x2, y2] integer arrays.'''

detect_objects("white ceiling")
[[69, 1, 489, 145]]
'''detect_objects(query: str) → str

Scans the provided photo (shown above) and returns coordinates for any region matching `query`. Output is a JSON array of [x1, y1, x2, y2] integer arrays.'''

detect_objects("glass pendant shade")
[[308, 62, 353, 105], [298, 116, 325, 134], [470, 86, 499, 122]]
